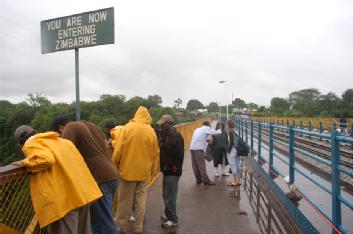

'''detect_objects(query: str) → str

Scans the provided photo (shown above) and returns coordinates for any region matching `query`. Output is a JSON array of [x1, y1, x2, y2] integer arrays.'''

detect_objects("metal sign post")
[[40, 7, 114, 120], [75, 48, 80, 120]]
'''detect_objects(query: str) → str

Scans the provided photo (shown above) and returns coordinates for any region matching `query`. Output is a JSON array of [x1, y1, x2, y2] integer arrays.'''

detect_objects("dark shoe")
[[196, 180, 202, 184], [204, 181, 216, 185]]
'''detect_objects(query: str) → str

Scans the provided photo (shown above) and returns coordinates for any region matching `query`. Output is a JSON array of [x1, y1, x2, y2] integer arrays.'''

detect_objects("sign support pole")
[[75, 48, 80, 120]]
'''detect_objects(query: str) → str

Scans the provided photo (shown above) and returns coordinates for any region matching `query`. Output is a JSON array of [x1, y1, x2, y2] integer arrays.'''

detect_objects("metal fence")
[[235, 117, 353, 234], [0, 119, 208, 233]]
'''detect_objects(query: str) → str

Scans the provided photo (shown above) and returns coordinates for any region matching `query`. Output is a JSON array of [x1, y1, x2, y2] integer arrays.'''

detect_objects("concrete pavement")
[[142, 151, 261, 234]]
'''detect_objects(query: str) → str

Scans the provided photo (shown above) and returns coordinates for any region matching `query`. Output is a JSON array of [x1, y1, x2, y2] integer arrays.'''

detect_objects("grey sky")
[[0, 0, 352, 107]]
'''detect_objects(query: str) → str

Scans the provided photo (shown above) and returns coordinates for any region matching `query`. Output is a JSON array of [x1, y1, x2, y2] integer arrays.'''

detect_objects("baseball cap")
[[157, 115, 174, 125], [14, 125, 34, 142]]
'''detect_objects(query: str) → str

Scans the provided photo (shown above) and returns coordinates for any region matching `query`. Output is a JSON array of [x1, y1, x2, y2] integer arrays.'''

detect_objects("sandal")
[[227, 182, 237, 186]]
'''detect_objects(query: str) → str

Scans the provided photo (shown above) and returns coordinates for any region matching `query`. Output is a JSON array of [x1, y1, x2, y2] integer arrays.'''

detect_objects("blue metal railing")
[[235, 118, 353, 234]]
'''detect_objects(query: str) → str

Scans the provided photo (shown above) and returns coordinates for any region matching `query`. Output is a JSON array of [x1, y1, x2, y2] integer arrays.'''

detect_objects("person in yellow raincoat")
[[13, 125, 102, 234], [112, 106, 159, 233]]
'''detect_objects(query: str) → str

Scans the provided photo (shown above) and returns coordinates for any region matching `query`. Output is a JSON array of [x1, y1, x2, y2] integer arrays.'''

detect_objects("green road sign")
[[41, 7, 114, 54]]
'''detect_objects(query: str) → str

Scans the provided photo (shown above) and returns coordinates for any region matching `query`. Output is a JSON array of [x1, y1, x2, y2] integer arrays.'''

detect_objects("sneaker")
[[215, 172, 220, 177], [162, 220, 178, 228], [129, 216, 135, 222], [222, 172, 230, 176], [204, 181, 216, 185], [160, 215, 168, 222]]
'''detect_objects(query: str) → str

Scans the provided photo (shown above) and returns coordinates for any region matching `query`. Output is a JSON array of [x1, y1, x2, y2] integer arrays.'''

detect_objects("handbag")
[[232, 130, 249, 157], [204, 143, 213, 162]]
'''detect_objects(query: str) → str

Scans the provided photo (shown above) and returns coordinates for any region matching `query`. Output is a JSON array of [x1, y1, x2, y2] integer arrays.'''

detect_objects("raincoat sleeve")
[[21, 141, 55, 173], [112, 128, 125, 168]]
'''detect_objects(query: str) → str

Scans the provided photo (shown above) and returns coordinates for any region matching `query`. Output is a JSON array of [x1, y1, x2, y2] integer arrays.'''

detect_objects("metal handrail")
[[235, 117, 353, 234]]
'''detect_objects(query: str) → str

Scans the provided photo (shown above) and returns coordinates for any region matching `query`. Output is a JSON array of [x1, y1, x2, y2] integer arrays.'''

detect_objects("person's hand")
[[11, 160, 23, 166]]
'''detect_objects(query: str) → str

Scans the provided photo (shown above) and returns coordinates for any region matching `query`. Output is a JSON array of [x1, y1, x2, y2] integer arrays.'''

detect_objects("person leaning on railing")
[[11, 125, 102, 234]]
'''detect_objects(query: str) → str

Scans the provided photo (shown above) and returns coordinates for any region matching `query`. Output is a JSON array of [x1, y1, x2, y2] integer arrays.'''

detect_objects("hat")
[[157, 115, 174, 125], [14, 125, 34, 142]]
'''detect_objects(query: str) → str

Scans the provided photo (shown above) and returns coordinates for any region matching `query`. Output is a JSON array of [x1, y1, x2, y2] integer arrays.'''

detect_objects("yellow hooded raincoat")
[[21, 132, 102, 227], [112, 106, 159, 181]]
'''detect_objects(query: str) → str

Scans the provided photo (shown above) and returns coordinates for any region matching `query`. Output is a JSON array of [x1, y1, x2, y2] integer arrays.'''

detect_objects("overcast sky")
[[0, 0, 352, 107]]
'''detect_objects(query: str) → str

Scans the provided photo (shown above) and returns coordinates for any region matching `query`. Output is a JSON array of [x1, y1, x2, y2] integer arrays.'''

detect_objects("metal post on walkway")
[[351, 123, 353, 149], [245, 120, 248, 144], [269, 122, 274, 172], [332, 122, 336, 132], [258, 122, 262, 159], [288, 126, 295, 184], [75, 48, 80, 120], [319, 122, 323, 141], [331, 130, 341, 233], [251, 120, 254, 150], [241, 119, 244, 140], [308, 121, 312, 139]]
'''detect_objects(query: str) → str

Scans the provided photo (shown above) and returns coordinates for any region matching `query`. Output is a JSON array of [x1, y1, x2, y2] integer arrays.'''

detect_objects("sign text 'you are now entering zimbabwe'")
[[41, 7, 114, 54]]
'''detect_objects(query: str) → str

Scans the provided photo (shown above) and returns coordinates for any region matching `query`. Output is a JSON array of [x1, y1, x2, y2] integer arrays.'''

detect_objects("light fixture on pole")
[[219, 80, 228, 120]]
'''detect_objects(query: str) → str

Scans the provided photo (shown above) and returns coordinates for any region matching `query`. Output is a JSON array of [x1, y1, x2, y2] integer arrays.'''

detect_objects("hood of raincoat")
[[112, 106, 159, 181], [130, 106, 152, 125]]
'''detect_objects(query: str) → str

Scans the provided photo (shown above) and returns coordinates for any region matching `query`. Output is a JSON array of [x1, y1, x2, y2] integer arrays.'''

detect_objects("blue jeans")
[[91, 179, 119, 234], [163, 175, 180, 223]]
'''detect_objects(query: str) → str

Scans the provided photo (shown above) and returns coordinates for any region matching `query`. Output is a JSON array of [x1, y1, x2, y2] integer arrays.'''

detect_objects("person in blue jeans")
[[226, 120, 241, 186], [53, 117, 119, 234], [157, 115, 185, 228]]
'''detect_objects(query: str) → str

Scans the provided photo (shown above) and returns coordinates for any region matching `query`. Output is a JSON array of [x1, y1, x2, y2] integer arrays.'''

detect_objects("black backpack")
[[233, 130, 250, 156]]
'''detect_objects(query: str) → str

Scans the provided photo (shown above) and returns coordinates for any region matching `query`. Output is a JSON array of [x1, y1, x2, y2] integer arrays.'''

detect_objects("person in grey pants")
[[189, 121, 221, 185], [157, 115, 185, 228]]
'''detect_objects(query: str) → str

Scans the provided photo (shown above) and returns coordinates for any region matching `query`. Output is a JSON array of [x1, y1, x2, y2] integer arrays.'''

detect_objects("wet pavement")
[[142, 151, 261, 234]]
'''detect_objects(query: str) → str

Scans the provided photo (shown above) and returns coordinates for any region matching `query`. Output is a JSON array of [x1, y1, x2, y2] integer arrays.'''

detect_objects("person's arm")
[[21, 141, 55, 173], [204, 127, 222, 135], [176, 133, 185, 166], [112, 128, 125, 168], [227, 132, 234, 153]]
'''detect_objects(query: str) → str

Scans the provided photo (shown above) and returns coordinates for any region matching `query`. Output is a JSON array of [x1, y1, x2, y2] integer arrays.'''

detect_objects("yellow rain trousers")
[[21, 132, 102, 227]]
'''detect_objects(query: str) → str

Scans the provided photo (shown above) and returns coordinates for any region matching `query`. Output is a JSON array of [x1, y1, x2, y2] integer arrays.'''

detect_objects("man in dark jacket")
[[157, 115, 184, 228]]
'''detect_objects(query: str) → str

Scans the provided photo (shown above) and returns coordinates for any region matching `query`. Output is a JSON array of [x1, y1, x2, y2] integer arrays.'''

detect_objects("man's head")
[[14, 125, 37, 146], [105, 120, 116, 131], [157, 114, 174, 131], [51, 116, 71, 134], [203, 121, 210, 127]]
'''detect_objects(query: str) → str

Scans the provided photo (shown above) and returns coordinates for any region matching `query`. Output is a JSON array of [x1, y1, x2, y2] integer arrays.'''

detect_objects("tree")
[[270, 97, 290, 116], [232, 98, 246, 109], [147, 95, 162, 107], [207, 102, 219, 112], [173, 98, 182, 108], [289, 88, 321, 116], [186, 99, 204, 110], [317, 92, 340, 116], [26, 92, 51, 108]]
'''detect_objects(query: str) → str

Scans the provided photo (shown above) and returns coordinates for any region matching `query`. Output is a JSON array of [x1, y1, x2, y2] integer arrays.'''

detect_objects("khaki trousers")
[[48, 205, 90, 234], [116, 180, 147, 233], [190, 150, 211, 183]]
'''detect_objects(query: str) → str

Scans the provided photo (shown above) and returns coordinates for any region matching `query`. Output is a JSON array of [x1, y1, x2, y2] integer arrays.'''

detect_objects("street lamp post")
[[219, 80, 228, 120]]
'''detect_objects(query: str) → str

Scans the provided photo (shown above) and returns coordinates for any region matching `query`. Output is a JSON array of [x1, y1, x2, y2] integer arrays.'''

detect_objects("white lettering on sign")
[[47, 20, 61, 31], [57, 25, 96, 40], [55, 34, 97, 50], [88, 11, 107, 23], [66, 16, 82, 27]]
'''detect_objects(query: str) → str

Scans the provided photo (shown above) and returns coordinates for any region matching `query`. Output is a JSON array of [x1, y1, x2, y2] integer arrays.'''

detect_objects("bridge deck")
[[142, 151, 261, 234]]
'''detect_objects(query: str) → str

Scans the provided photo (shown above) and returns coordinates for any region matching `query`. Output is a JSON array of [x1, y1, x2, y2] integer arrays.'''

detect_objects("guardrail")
[[251, 117, 353, 135], [235, 117, 353, 234], [1, 119, 209, 234]]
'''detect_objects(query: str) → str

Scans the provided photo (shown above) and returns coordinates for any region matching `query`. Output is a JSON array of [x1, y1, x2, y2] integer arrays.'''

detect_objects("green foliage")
[[207, 102, 219, 112], [270, 97, 290, 115], [186, 99, 204, 110], [0, 93, 184, 166]]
